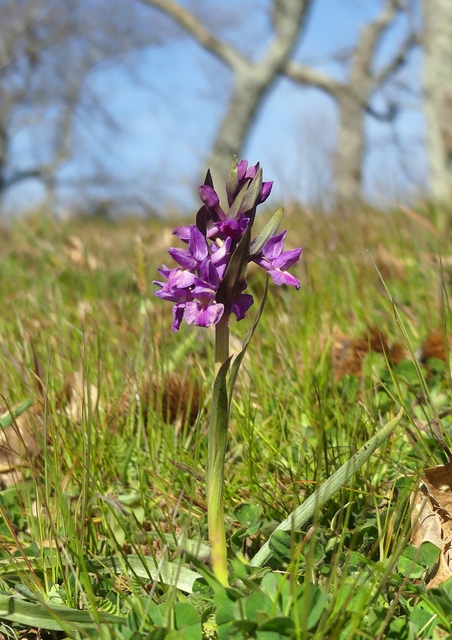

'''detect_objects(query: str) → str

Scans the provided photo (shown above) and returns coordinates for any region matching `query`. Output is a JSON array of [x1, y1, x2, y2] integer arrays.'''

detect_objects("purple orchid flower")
[[253, 231, 302, 289], [154, 158, 301, 331]]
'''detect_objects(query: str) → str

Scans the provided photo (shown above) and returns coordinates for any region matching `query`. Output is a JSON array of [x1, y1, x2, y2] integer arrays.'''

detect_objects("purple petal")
[[262, 231, 286, 260], [260, 181, 273, 203], [157, 264, 174, 278], [237, 160, 248, 182], [172, 226, 191, 242], [217, 219, 245, 240], [188, 225, 209, 262], [207, 226, 219, 239], [167, 269, 196, 289], [199, 185, 220, 208], [184, 300, 224, 327], [245, 163, 259, 180], [154, 284, 193, 303], [272, 247, 302, 270], [172, 303, 186, 331], [168, 247, 198, 270], [268, 269, 301, 289], [210, 237, 231, 267], [198, 259, 220, 289], [231, 293, 254, 320], [191, 282, 216, 300]]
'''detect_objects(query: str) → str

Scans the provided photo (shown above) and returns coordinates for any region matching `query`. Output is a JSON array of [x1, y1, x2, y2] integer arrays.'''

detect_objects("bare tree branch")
[[283, 60, 341, 95], [373, 31, 417, 86], [137, 0, 247, 70], [282, 0, 416, 206], [349, 0, 399, 81]]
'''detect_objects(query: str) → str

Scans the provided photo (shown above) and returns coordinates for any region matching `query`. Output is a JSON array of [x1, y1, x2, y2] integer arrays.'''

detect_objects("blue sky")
[[4, 0, 424, 216]]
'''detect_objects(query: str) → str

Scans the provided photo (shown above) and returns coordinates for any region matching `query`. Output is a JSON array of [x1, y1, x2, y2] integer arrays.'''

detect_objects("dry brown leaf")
[[375, 244, 407, 280], [0, 406, 44, 487], [398, 205, 440, 238], [389, 342, 407, 366], [63, 235, 101, 271], [411, 488, 444, 549], [147, 373, 202, 428], [424, 461, 452, 512], [64, 370, 99, 421], [113, 372, 202, 430], [410, 461, 452, 587], [331, 326, 406, 380], [420, 330, 451, 367], [331, 328, 367, 380]]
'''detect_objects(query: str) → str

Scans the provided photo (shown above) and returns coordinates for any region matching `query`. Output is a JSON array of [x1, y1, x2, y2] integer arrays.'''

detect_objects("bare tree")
[[0, 0, 157, 210], [421, 0, 452, 203], [139, 0, 312, 188], [284, 0, 416, 207], [138, 0, 415, 205]]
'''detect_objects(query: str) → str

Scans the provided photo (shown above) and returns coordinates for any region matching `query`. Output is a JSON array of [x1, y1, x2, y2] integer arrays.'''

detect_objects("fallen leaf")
[[0, 405, 44, 487], [63, 235, 101, 271], [331, 328, 367, 379], [420, 330, 451, 369], [64, 370, 99, 422], [411, 460, 452, 587], [375, 244, 406, 280], [331, 326, 406, 380]]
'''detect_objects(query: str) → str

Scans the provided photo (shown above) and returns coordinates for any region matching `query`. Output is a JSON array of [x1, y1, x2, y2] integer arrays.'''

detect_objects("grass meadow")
[[0, 203, 451, 639]]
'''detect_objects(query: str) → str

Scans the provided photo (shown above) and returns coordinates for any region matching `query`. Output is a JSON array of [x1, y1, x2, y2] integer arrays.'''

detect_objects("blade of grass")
[[250, 407, 404, 567]]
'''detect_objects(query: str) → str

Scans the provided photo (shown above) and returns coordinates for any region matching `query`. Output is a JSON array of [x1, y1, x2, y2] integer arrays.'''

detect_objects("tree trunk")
[[334, 90, 367, 208], [204, 0, 311, 187], [422, 0, 452, 202], [205, 71, 277, 187]]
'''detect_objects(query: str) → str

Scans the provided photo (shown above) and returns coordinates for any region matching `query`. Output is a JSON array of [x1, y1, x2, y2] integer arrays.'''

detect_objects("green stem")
[[207, 313, 230, 586], [215, 313, 230, 373]]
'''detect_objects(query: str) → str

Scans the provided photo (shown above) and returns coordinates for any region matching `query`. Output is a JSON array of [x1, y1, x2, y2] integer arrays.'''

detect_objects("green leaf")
[[226, 156, 240, 200], [0, 399, 33, 428], [260, 572, 291, 614], [300, 584, 328, 631], [397, 542, 441, 579], [249, 208, 284, 258], [244, 590, 273, 622], [250, 408, 404, 567], [240, 168, 263, 214], [88, 555, 201, 594], [234, 503, 261, 533], [409, 604, 438, 634], [268, 531, 292, 563], [257, 616, 295, 638], [227, 277, 268, 405], [173, 602, 202, 640], [0, 592, 123, 631], [228, 182, 250, 219], [206, 356, 231, 550]]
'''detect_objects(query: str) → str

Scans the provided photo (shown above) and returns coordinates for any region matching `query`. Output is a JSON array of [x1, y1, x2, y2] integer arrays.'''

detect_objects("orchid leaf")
[[249, 208, 284, 258], [228, 182, 249, 219], [226, 156, 239, 205], [206, 357, 231, 527], [240, 167, 263, 214], [250, 407, 404, 567]]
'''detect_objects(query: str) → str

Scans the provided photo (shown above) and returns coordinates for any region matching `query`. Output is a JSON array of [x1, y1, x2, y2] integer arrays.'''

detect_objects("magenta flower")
[[253, 231, 302, 289], [153, 158, 301, 331]]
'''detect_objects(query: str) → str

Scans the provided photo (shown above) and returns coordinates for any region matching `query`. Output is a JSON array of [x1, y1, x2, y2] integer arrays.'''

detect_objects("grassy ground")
[[0, 203, 451, 639]]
